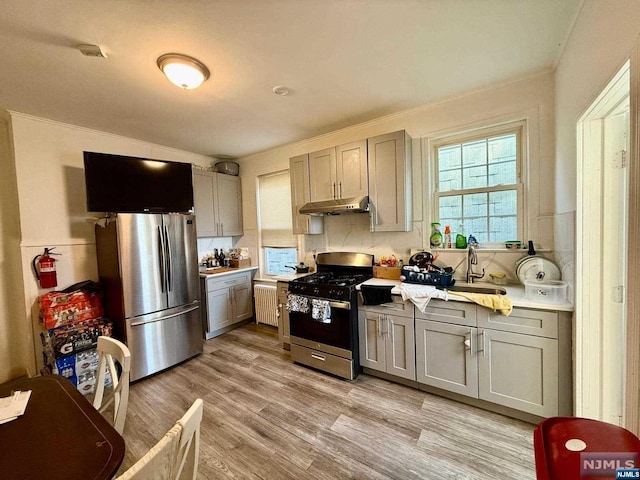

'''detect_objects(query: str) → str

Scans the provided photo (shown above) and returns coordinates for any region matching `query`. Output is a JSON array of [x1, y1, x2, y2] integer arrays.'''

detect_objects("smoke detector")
[[77, 44, 108, 58], [272, 85, 290, 96]]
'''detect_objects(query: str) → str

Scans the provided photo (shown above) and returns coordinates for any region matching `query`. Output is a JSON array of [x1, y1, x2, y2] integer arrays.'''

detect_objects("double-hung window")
[[257, 170, 298, 276], [433, 122, 524, 244]]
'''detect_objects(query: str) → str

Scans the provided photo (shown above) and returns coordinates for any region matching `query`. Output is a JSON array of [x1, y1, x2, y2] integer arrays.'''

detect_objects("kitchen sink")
[[445, 283, 507, 295]]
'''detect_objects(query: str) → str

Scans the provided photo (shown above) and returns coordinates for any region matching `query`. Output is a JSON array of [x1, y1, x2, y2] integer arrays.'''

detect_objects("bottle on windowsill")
[[430, 222, 443, 248], [444, 225, 452, 249]]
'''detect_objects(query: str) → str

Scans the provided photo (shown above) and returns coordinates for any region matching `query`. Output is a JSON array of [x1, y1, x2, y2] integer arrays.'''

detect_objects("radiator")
[[253, 284, 278, 327]]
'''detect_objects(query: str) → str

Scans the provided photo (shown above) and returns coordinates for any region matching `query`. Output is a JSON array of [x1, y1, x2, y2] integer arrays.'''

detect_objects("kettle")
[[286, 262, 310, 274]]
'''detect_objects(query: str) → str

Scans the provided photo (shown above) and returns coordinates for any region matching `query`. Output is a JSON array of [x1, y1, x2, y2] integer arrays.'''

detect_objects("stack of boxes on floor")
[[39, 290, 112, 395]]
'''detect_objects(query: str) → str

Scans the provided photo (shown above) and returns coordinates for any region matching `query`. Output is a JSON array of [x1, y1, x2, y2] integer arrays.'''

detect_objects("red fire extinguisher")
[[32, 248, 59, 289]]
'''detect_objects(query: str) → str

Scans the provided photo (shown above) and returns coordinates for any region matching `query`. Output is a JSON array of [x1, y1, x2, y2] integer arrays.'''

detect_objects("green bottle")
[[455, 223, 467, 249], [430, 222, 443, 248], [455, 233, 467, 249]]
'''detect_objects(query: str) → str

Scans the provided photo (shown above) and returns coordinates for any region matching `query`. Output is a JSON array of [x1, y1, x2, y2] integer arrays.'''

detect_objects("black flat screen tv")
[[83, 152, 194, 213]]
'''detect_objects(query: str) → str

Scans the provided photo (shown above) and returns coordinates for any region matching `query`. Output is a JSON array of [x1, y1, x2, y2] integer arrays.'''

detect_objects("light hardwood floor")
[[118, 323, 536, 479]]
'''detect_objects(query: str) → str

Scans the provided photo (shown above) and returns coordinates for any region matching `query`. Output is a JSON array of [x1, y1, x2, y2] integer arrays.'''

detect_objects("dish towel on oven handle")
[[286, 293, 310, 313], [311, 299, 331, 323]]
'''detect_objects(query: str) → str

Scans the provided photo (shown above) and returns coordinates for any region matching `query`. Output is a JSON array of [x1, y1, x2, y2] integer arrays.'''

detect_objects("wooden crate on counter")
[[373, 265, 401, 280], [229, 258, 251, 269]]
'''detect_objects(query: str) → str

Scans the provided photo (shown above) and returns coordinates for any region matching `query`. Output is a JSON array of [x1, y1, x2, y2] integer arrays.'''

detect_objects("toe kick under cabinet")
[[414, 300, 572, 418], [201, 271, 254, 339]]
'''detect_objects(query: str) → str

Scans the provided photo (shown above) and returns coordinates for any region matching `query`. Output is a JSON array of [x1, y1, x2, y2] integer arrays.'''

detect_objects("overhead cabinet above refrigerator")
[[192, 170, 243, 237]]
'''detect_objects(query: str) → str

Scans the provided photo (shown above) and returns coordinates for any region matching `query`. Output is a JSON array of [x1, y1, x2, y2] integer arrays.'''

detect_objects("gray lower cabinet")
[[359, 299, 416, 381], [276, 281, 291, 349], [415, 299, 565, 418], [201, 271, 254, 339], [478, 329, 558, 416], [415, 319, 478, 397]]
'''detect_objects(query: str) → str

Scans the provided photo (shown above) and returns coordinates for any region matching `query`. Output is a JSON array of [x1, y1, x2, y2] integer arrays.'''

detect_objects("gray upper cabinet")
[[309, 147, 337, 202], [367, 130, 412, 232], [193, 170, 217, 237], [308, 140, 368, 202], [289, 154, 323, 235], [216, 173, 243, 236], [335, 140, 368, 199], [193, 170, 243, 237]]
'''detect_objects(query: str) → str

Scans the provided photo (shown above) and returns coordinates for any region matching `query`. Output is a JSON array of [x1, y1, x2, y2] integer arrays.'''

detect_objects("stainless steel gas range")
[[287, 252, 374, 380]]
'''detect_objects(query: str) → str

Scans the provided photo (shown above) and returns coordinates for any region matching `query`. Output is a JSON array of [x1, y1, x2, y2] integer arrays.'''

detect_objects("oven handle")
[[292, 295, 351, 310]]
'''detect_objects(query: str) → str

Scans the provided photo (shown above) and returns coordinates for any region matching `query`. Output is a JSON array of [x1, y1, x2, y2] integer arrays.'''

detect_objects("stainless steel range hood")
[[299, 196, 369, 215]]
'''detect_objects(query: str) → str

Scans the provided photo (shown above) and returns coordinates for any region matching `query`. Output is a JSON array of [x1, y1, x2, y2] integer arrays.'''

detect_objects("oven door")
[[289, 296, 353, 351]]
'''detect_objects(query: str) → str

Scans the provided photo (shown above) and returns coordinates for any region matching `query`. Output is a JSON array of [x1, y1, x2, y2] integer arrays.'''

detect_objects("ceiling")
[[0, 0, 581, 158]]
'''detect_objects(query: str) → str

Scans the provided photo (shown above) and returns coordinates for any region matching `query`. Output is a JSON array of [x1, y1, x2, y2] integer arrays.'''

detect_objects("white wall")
[[0, 116, 29, 381], [238, 71, 556, 280], [0, 112, 213, 380], [555, 0, 640, 214], [554, 0, 640, 300]]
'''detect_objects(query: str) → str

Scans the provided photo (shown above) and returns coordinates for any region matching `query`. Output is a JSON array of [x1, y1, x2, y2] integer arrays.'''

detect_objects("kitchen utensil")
[[515, 241, 561, 284], [408, 251, 434, 268], [286, 263, 310, 273]]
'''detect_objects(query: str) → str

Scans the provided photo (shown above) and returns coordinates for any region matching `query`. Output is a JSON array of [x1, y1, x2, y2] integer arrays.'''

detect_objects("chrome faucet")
[[466, 247, 485, 284]]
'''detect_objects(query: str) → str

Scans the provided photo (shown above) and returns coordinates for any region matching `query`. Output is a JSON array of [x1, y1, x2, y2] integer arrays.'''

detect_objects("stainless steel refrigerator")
[[96, 213, 202, 381]]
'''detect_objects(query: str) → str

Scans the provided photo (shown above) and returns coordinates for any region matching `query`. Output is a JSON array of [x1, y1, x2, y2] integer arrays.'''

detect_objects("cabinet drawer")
[[360, 295, 413, 318], [291, 344, 354, 380], [206, 272, 251, 292], [415, 299, 477, 327], [477, 307, 558, 339]]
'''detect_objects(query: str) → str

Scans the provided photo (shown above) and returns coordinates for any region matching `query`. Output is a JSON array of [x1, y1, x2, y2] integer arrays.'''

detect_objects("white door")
[[600, 106, 629, 424], [577, 62, 629, 425]]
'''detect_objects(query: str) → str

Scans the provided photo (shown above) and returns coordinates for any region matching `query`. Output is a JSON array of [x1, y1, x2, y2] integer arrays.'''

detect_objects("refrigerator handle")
[[157, 226, 166, 293], [164, 224, 172, 292]]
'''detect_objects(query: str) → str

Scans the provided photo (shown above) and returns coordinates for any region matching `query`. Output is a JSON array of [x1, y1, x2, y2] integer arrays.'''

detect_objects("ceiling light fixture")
[[157, 53, 210, 90]]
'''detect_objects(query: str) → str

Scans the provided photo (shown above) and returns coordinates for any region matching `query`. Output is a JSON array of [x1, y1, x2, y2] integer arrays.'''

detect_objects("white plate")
[[517, 257, 561, 284]]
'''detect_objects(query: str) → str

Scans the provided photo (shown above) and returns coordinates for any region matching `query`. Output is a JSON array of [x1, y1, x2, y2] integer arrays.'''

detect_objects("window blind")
[[258, 170, 296, 247]]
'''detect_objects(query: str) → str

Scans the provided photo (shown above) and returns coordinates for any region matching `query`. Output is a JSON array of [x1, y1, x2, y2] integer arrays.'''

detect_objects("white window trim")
[[424, 119, 529, 245]]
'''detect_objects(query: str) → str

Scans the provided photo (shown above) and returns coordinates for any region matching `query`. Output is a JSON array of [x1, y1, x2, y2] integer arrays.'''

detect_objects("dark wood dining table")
[[0, 374, 125, 480]]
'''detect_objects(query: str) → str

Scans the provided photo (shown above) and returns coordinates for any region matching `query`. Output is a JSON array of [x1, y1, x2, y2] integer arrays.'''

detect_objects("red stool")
[[534, 417, 640, 479]]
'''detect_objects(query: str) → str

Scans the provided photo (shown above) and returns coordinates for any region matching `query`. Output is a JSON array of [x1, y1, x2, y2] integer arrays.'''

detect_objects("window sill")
[[431, 248, 553, 253]]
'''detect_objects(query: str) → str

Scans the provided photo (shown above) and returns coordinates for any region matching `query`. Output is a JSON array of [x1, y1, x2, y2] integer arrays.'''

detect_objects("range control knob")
[[312, 287, 321, 296]]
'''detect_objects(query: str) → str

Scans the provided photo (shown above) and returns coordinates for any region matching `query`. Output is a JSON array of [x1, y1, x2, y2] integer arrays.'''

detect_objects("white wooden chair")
[[92, 336, 131, 435], [116, 399, 204, 480]]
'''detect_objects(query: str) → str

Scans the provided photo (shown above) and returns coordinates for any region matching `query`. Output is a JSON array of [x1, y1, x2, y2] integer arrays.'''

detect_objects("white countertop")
[[272, 272, 314, 282], [199, 266, 258, 279], [358, 278, 574, 312]]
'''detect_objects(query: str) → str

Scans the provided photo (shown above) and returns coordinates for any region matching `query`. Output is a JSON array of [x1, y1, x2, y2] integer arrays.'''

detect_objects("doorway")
[[576, 62, 630, 425]]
